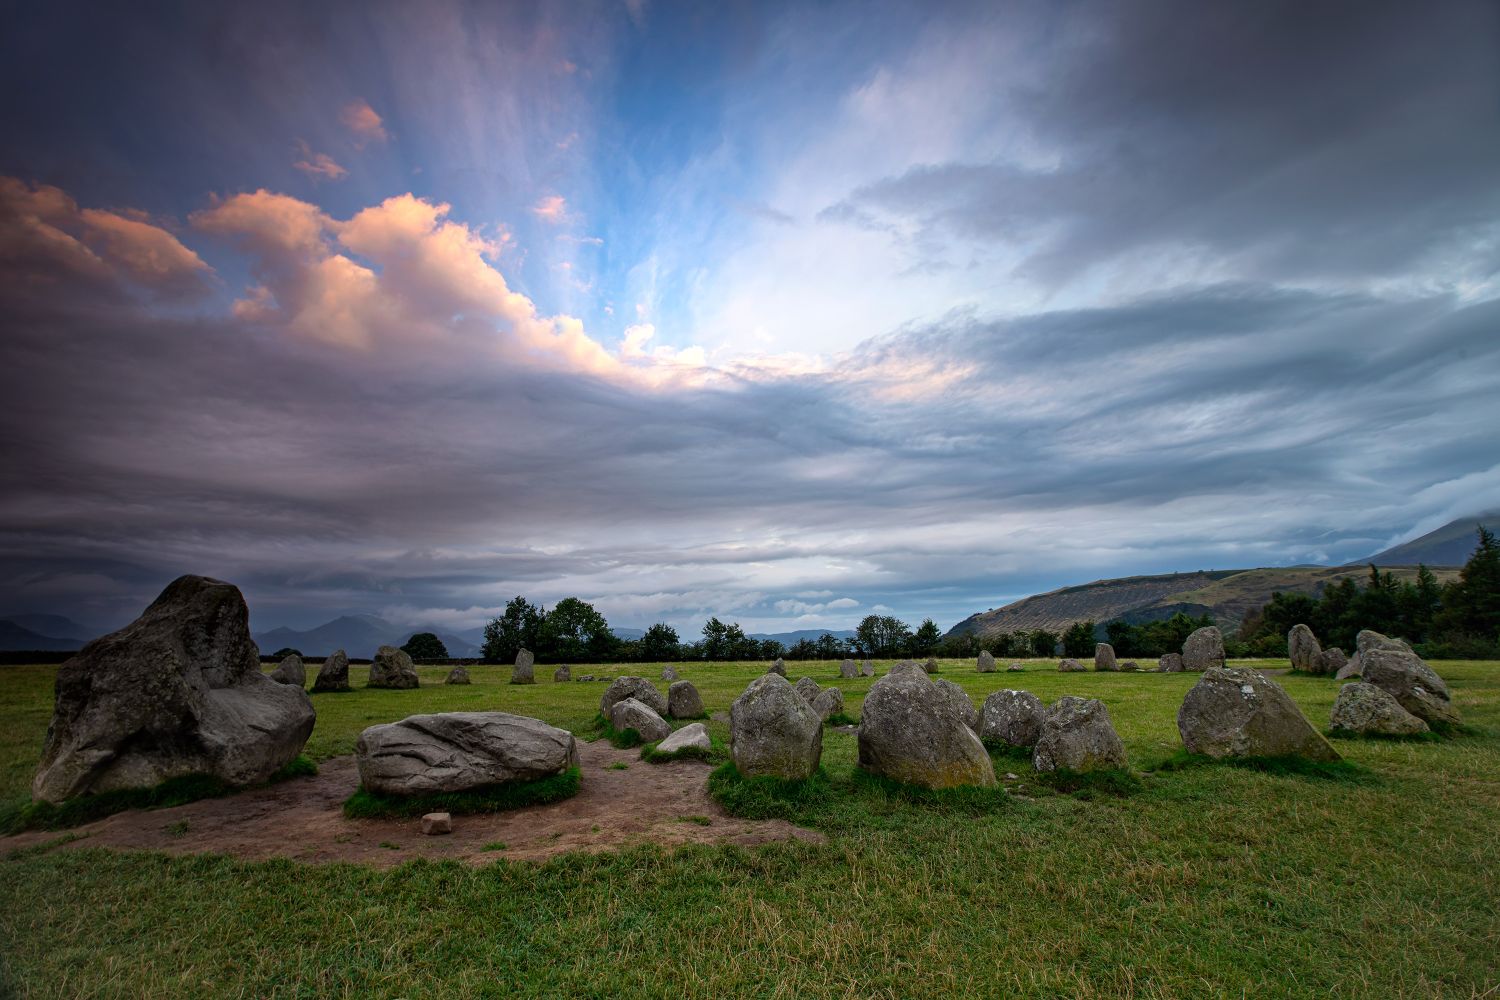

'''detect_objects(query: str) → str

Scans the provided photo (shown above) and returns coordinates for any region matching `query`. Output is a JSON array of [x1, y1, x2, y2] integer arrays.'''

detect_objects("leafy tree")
[[758, 638, 786, 659], [270, 647, 302, 660], [482, 596, 544, 664], [538, 597, 615, 662], [700, 617, 729, 660], [400, 632, 448, 659], [787, 637, 818, 660], [814, 632, 845, 659], [1061, 620, 1096, 658], [1433, 526, 1500, 643], [856, 614, 914, 658], [639, 623, 681, 661], [1028, 629, 1058, 658], [911, 618, 942, 656]]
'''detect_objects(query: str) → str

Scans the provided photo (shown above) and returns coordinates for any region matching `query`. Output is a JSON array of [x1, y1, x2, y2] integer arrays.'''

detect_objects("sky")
[[1, 0, 1498, 636]]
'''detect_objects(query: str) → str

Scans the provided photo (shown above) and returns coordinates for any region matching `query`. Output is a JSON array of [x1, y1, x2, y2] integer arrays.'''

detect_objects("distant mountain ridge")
[[1366, 510, 1499, 566], [0, 613, 98, 652], [253, 615, 486, 658]]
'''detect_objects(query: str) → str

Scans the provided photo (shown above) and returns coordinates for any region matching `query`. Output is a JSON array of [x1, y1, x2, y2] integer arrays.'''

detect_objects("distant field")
[[2, 658, 1498, 998]]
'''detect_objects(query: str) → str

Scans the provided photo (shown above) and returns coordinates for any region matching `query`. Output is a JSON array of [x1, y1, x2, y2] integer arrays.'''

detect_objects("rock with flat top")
[[421, 812, 452, 835], [1094, 644, 1117, 671], [355, 711, 578, 796], [657, 722, 711, 754]]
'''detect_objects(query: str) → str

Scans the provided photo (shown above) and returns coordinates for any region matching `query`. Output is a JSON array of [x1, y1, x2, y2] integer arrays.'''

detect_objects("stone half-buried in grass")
[[1329, 681, 1429, 738], [608, 697, 671, 742], [857, 662, 995, 789], [353, 711, 580, 798], [1177, 666, 1341, 762]]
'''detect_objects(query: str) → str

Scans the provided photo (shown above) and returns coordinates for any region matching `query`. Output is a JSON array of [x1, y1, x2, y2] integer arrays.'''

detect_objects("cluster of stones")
[[794, 676, 845, 722], [597, 675, 706, 745], [1330, 629, 1459, 734], [1151, 626, 1224, 672], [1287, 623, 1348, 676]]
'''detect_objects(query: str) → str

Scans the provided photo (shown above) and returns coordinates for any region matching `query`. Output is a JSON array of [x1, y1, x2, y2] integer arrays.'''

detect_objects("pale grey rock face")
[[1182, 627, 1225, 672], [730, 673, 822, 780], [1119, 660, 1139, 672], [512, 648, 536, 685], [1360, 648, 1460, 727], [421, 812, 452, 835], [369, 645, 419, 689], [661, 665, 679, 682], [811, 686, 845, 722], [857, 667, 995, 789], [1288, 624, 1322, 673], [840, 658, 858, 679], [1330, 682, 1429, 736], [1158, 653, 1185, 673], [444, 666, 471, 685], [1094, 643, 1117, 672], [795, 676, 822, 703], [1357, 629, 1412, 657], [1032, 696, 1127, 773], [600, 676, 668, 718], [978, 689, 1044, 748], [270, 654, 305, 687], [658, 722, 711, 754], [1007, 662, 1025, 672], [33, 575, 317, 804], [354, 711, 578, 797], [667, 680, 705, 719], [1058, 658, 1087, 673], [933, 678, 979, 730], [312, 650, 351, 692], [769, 657, 787, 676], [977, 650, 996, 673], [1336, 653, 1363, 680], [553, 664, 571, 683], [1317, 648, 1348, 677], [1177, 667, 1340, 762], [609, 697, 671, 742], [861, 660, 874, 677]]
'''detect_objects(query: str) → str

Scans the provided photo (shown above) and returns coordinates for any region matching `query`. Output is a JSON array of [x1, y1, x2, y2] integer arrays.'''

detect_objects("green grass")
[[342, 768, 581, 819], [640, 736, 729, 765], [1, 658, 1499, 997], [1149, 749, 1372, 783]]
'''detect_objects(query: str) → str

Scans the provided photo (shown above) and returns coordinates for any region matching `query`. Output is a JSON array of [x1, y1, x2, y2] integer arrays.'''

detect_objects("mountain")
[[253, 614, 483, 658], [945, 564, 1462, 641], [0, 619, 85, 651], [611, 627, 645, 641], [0, 613, 97, 642], [749, 628, 858, 645], [1366, 510, 1499, 566]]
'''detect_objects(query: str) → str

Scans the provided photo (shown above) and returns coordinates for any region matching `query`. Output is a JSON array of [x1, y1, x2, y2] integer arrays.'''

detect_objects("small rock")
[[1094, 643, 1117, 672], [840, 658, 858, 679], [795, 676, 821, 703], [511, 648, 535, 685], [421, 812, 452, 836], [269, 653, 305, 686], [609, 697, 671, 742], [1119, 660, 1139, 672], [861, 659, 875, 677], [444, 666, 471, 685], [577, 674, 595, 682], [1007, 662, 1025, 672], [1004, 772, 1019, 780], [924, 657, 940, 674], [768, 657, 787, 676], [977, 650, 996, 673], [1330, 682, 1429, 737], [667, 680, 704, 719], [1032, 696, 1127, 773], [554, 664, 571, 682], [661, 665, 679, 682], [1158, 653, 1185, 673], [658, 722, 711, 754], [1058, 658, 1087, 672], [368, 645, 419, 689], [312, 649, 351, 692]]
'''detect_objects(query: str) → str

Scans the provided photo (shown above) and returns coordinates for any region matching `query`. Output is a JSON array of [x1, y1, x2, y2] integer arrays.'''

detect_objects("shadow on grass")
[[1033, 767, 1143, 798], [343, 767, 581, 820], [1327, 729, 1443, 744], [1148, 749, 1373, 783], [0, 755, 318, 836], [823, 712, 860, 727]]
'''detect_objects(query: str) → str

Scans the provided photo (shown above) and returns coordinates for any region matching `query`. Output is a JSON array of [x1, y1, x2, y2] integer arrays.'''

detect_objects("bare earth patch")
[[1, 740, 822, 866]]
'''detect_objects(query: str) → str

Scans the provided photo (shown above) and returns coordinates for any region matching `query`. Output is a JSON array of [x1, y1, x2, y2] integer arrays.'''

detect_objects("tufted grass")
[[0, 658, 1497, 997], [342, 767, 581, 819]]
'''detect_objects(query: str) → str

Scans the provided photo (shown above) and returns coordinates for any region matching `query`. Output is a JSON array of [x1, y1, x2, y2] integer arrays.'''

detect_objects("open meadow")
[[1, 657, 1497, 999]]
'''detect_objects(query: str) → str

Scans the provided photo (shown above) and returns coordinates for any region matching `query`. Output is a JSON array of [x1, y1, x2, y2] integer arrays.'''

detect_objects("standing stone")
[[609, 697, 671, 742], [1058, 658, 1086, 673], [511, 648, 535, 685], [1317, 648, 1348, 677], [355, 711, 579, 796], [1177, 666, 1340, 761], [1032, 697, 1127, 773], [1182, 627, 1225, 672], [369, 645, 419, 689], [858, 667, 995, 788], [553, 664, 571, 682], [924, 657, 940, 674], [661, 665, 679, 682], [811, 686, 845, 722], [1007, 662, 1025, 672], [1360, 648, 1461, 728], [729, 673, 822, 779], [269, 653, 305, 687], [1094, 643, 1117, 672], [1158, 653, 1185, 673], [795, 676, 821, 702], [600, 676, 668, 717], [667, 680, 705, 719], [768, 657, 787, 676], [977, 650, 996, 673], [658, 722, 711, 754], [1119, 660, 1139, 672], [312, 649, 352, 693], [1357, 629, 1413, 656], [32, 575, 317, 804], [978, 689, 1045, 748], [444, 666, 471, 685], [861, 659, 875, 677], [1288, 624, 1322, 673], [840, 658, 858, 679], [1330, 682, 1429, 737], [934, 678, 979, 730], [1336, 653, 1363, 680]]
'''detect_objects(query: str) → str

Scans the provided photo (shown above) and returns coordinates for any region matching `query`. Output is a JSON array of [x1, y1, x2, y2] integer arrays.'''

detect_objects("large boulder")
[[768, 657, 787, 676], [840, 658, 858, 679], [1182, 627, 1225, 672], [795, 676, 821, 702], [1317, 648, 1348, 677], [312, 649, 351, 692], [553, 664, 571, 682], [1177, 667, 1340, 761], [600, 676, 668, 718], [1094, 643, 1117, 672], [444, 666, 471, 685], [511, 648, 535, 685], [977, 650, 996, 673], [1058, 658, 1087, 673], [1360, 648, 1461, 728], [1032, 697, 1126, 772], [32, 575, 316, 804], [1288, 624, 1322, 673], [369, 645, 419, 689], [729, 674, 822, 779], [934, 678, 979, 730], [1336, 653, 1363, 680], [1330, 682, 1429, 737], [658, 722, 711, 754], [1158, 653, 1185, 673], [667, 680, 705, 719], [978, 689, 1045, 748], [811, 686, 845, 722], [857, 667, 995, 789], [1357, 629, 1412, 656], [355, 711, 578, 797], [269, 654, 305, 687], [609, 697, 671, 742]]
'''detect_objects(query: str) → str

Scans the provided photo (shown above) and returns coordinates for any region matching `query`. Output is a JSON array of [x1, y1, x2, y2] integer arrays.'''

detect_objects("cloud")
[[340, 99, 388, 145], [531, 195, 567, 223], [292, 142, 348, 181]]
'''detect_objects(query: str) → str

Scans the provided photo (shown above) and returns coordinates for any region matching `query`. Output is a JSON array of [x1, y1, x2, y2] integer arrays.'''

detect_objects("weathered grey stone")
[[667, 680, 705, 719], [924, 657, 940, 674], [857, 667, 995, 789], [511, 648, 535, 685], [1094, 643, 1117, 672], [1288, 624, 1322, 673], [312, 649, 351, 692], [1182, 627, 1225, 672], [1360, 648, 1461, 728], [600, 676, 668, 717], [1357, 629, 1413, 657], [1007, 662, 1025, 672], [977, 650, 996, 673], [32, 575, 317, 804], [1336, 653, 1363, 680], [729, 673, 822, 779], [661, 665, 679, 682], [444, 666, 471, 685], [768, 657, 787, 676], [1330, 682, 1429, 737], [553, 664, 571, 682], [577, 674, 595, 682], [1317, 648, 1348, 677], [369, 645, 419, 689], [795, 676, 822, 702], [811, 686, 845, 722], [1032, 697, 1127, 773], [978, 689, 1045, 748], [421, 812, 452, 835], [861, 659, 874, 677], [934, 678, 979, 730], [1119, 660, 1139, 672], [1058, 658, 1087, 672], [610, 697, 671, 742], [270, 654, 305, 687], [355, 711, 578, 796], [1177, 666, 1340, 761], [840, 658, 858, 679], [658, 722, 711, 754], [1158, 652, 1185, 673]]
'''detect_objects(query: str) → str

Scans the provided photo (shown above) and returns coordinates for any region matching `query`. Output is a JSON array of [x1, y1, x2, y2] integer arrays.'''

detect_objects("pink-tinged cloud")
[[341, 99, 388, 145], [293, 142, 348, 181], [191, 189, 330, 257], [531, 195, 567, 223]]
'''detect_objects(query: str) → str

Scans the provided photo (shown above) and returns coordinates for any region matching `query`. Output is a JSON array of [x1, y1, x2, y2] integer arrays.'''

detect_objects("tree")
[[787, 637, 818, 660], [538, 597, 614, 662], [700, 618, 729, 660], [911, 618, 942, 656], [1028, 629, 1058, 658], [1062, 620, 1096, 658], [639, 623, 681, 661], [270, 647, 302, 660], [758, 638, 786, 659], [1434, 526, 1500, 641], [482, 596, 544, 664], [814, 632, 844, 659], [855, 614, 913, 658], [400, 632, 448, 659]]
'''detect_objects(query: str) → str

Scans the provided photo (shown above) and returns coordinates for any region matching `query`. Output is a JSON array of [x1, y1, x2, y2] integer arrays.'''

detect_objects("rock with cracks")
[[270, 654, 305, 687], [795, 676, 821, 702], [978, 689, 1045, 749], [812, 686, 844, 722], [1158, 653, 1185, 673], [934, 678, 979, 730], [667, 680, 704, 719], [32, 575, 316, 804], [1094, 644, 1117, 671], [1359, 647, 1461, 728], [369, 646, 419, 689], [609, 697, 671, 742], [1288, 624, 1322, 673], [355, 711, 578, 797], [1330, 682, 1429, 737], [600, 676, 668, 718], [312, 650, 351, 692], [1177, 667, 1340, 761], [512, 648, 536, 685], [1032, 696, 1127, 773], [858, 667, 995, 789], [657, 723, 711, 754], [729, 673, 822, 780], [1182, 627, 1226, 672]]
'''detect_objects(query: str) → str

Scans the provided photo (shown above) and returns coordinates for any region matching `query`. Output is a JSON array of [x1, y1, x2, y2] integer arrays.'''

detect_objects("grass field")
[[2, 658, 1498, 998]]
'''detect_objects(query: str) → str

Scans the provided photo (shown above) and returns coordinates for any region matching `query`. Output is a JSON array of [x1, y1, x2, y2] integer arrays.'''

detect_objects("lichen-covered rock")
[[1158, 653, 1185, 673], [658, 722, 711, 754], [32, 575, 317, 804], [811, 686, 844, 722], [553, 664, 571, 682], [270, 654, 305, 687], [1094, 643, 1117, 671], [312, 649, 351, 693], [609, 697, 671, 742], [840, 658, 858, 679], [600, 676, 668, 718], [768, 657, 787, 676], [1317, 647, 1348, 677], [661, 665, 679, 682], [978, 689, 1045, 748], [1007, 662, 1025, 672], [1360, 648, 1461, 728], [667, 680, 704, 719], [1058, 658, 1086, 672], [354, 711, 578, 797], [1182, 627, 1225, 672], [729, 673, 822, 779], [934, 678, 979, 730], [977, 650, 996, 673], [861, 660, 874, 677], [1288, 624, 1322, 672], [857, 667, 995, 789], [1032, 696, 1127, 773], [1330, 682, 1429, 736], [369, 645, 419, 689], [1336, 653, 1362, 680], [1177, 667, 1340, 761], [511, 648, 535, 685], [923, 657, 940, 674], [795, 676, 821, 702], [1357, 629, 1413, 656], [444, 666, 471, 685], [1119, 660, 1139, 672]]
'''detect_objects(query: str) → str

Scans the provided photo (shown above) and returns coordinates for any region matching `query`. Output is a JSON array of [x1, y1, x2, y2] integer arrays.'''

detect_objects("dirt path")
[[1, 741, 822, 867]]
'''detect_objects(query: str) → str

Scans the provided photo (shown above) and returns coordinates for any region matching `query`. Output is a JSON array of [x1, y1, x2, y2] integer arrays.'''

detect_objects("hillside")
[[253, 615, 484, 658], [946, 564, 1462, 641], [1367, 510, 1499, 566]]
